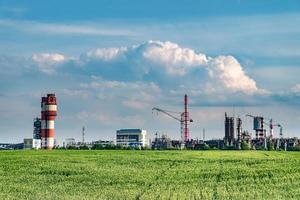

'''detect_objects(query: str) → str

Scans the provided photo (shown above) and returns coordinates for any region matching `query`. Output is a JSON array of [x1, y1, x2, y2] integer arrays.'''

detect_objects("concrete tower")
[[41, 94, 57, 149]]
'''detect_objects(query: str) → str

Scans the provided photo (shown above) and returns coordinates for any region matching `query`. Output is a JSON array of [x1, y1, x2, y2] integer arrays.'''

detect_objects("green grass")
[[0, 150, 300, 200]]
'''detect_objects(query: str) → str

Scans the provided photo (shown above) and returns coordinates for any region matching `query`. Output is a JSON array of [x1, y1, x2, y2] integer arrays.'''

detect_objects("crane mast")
[[152, 94, 193, 142], [152, 107, 185, 141]]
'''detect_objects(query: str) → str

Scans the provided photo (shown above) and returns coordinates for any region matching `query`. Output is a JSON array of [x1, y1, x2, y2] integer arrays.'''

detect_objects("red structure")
[[183, 94, 189, 142], [41, 94, 57, 149]]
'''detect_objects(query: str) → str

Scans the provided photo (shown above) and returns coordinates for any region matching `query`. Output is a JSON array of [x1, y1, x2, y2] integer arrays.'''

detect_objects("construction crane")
[[263, 119, 282, 139], [263, 119, 283, 150], [152, 107, 193, 142]]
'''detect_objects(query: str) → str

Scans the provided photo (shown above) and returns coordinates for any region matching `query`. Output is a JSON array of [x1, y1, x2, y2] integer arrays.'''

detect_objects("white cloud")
[[32, 53, 65, 63], [142, 40, 207, 75], [61, 89, 90, 99], [207, 56, 259, 94], [0, 19, 134, 36], [291, 84, 300, 94], [31, 53, 65, 74], [31, 40, 262, 94], [83, 47, 127, 61], [80, 78, 160, 93], [122, 100, 148, 110]]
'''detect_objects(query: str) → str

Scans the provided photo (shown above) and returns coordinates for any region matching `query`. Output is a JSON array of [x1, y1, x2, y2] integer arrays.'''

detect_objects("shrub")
[[241, 141, 251, 150], [79, 145, 89, 150], [92, 144, 103, 150], [67, 145, 78, 150]]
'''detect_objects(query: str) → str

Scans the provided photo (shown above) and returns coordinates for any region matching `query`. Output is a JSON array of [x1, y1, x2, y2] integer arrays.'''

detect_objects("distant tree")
[[224, 145, 235, 150], [166, 146, 177, 150], [202, 143, 210, 150], [67, 145, 77, 150], [134, 146, 141, 150], [92, 144, 103, 150], [290, 146, 300, 151], [115, 144, 124, 150], [79, 145, 89, 150], [105, 144, 116, 150], [141, 145, 151, 150], [267, 140, 275, 151], [241, 141, 251, 150], [125, 146, 134, 150]]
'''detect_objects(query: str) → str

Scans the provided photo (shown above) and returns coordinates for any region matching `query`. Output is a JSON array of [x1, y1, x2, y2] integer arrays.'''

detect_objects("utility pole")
[[82, 126, 85, 144], [203, 128, 205, 142]]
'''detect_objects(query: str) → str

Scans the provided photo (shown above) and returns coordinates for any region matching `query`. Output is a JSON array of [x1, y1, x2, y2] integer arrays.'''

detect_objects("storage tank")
[[253, 117, 263, 130]]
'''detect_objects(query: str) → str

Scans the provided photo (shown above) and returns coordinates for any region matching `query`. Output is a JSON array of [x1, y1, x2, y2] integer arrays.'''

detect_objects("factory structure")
[[116, 129, 148, 147], [1, 92, 300, 151], [23, 94, 58, 150]]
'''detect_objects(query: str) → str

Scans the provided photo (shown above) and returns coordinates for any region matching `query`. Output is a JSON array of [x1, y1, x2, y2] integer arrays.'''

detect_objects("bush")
[[67, 145, 78, 150], [289, 146, 300, 151], [115, 144, 125, 150], [92, 144, 104, 150], [79, 145, 89, 150], [224, 145, 235, 150], [267, 140, 275, 151], [105, 144, 116, 150], [141, 145, 151, 150], [241, 141, 250, 150], [202, 143, 210, 150]]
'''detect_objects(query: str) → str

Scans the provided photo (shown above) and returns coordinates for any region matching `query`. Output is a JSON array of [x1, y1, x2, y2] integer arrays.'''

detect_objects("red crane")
[[152, 94, 193, 142]]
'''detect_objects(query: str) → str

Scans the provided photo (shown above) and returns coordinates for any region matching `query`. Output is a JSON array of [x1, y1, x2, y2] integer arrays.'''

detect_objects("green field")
[[0, 150, 300, 200]]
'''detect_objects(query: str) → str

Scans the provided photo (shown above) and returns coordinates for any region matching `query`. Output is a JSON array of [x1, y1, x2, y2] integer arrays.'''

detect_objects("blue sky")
[[0, 0, 300, 144]]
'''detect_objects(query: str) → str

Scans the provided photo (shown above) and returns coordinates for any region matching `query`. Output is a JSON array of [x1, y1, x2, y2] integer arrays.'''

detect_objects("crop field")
[[0, 150, 300, 200]]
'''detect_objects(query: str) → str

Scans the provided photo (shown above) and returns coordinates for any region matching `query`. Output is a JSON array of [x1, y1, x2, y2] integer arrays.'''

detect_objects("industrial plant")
[[1, 93, 299, 151], [23, 94, 57, 150]]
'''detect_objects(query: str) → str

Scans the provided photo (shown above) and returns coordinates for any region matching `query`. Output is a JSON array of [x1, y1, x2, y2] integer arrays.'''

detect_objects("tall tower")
[[33, 117, 41, 139], [183, 94, 189, 142], [225, 112, 234, 146], [269, 119, 274, 139], [236, 117, 242, 149], [41, 94, 57, 149], [82, 126, 85, 144]]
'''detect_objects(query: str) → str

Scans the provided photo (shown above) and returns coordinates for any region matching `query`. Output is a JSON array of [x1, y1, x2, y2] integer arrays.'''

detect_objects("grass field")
[[0, 150, 300, 200]]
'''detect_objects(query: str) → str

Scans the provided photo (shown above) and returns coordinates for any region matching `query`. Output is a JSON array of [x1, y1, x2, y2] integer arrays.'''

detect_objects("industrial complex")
[[1, 93, 300, 151]]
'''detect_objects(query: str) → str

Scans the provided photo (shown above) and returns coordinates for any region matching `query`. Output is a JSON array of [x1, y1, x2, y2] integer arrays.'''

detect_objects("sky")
[[0, 0, 300, 144]]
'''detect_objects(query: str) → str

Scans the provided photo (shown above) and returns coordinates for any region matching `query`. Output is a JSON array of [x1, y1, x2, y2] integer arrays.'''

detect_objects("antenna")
[[82, 126, 85, 144]]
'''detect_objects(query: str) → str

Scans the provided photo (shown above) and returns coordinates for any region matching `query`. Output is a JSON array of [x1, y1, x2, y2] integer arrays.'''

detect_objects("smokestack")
[[41, 94, 57, 149]]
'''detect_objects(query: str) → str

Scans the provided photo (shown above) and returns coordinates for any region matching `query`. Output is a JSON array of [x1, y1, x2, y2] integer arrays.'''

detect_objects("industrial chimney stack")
[[41, 94, 57, 149], [183, 94, 189, 142]]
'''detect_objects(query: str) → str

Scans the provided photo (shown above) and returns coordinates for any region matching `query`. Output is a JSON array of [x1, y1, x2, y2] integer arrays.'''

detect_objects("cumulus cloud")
[[30, 40, 262, 94], [79, 40, 208, 76], [80, 41, 260, 94], [83, 47, 127, 61], [207, 56, 258, 94], [291, 84, 300, 94], [142, 40, 207, 75], [31, 53, 65, 74]]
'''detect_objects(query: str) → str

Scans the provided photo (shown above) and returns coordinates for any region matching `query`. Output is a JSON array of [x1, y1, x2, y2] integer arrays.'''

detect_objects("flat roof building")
[[116, 129, 147, 147], [64, 138, 76, 147], [24, 138, 41, 150]]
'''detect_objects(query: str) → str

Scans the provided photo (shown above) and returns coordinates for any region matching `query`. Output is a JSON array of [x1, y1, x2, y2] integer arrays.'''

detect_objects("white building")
[[64, 138, 76, 147], [24, 138, 41, 150], [116, 129, 147, 147]]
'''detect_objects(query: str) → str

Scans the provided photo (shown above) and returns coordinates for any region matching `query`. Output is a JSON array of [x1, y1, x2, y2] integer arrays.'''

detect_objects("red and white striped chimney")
[[41, 94, 57, 149]]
